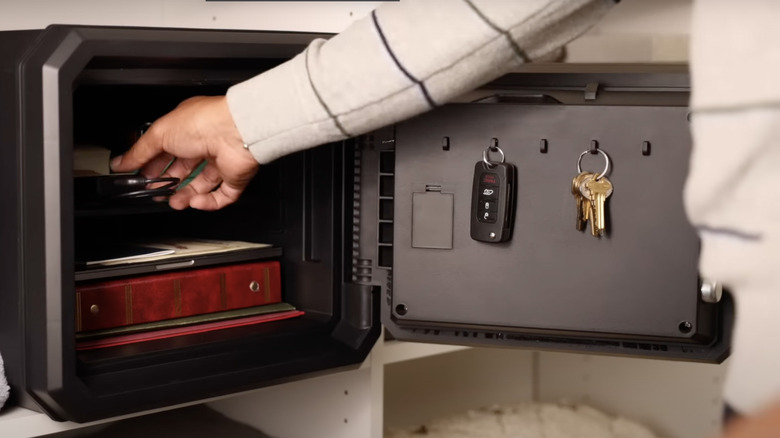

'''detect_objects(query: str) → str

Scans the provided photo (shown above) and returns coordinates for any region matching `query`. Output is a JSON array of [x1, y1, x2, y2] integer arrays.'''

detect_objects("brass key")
[[578, 174, 597, 236], [571, 172, 593, 231], [584, 176, 613, 236]]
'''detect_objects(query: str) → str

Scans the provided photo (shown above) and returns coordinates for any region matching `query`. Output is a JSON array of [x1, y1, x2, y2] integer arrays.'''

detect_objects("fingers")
[[110, 124, 164, 173], [159, 156, 203, 182], [167, 162, 250, 211], [168, 163, 223, 210], [190, 182, 247, 211], [139, 152, 174, 179]]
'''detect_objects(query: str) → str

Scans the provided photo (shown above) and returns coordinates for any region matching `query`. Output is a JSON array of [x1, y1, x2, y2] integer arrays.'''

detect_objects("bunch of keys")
[[572, 149, 613, 237]]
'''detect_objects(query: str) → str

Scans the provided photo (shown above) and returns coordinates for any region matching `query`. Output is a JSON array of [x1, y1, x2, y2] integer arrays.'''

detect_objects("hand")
[[110, 95, 258, 210], [721, 402, 780, 438]]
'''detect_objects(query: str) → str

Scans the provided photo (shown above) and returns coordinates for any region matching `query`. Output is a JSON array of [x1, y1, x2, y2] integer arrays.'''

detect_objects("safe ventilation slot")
[[377, 149, 395, 268]]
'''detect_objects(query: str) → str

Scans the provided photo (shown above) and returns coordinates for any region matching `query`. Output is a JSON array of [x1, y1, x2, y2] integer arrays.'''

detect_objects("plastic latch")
[[584, 82, 599, 101]]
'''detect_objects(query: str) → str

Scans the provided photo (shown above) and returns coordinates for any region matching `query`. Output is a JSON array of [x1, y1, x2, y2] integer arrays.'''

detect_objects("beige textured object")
[[385, 402, 661, 438], [0, 352, 9, 411]]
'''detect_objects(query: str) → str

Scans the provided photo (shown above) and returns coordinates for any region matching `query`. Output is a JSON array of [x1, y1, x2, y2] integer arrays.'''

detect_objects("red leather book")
[[76, 260, 282, 332]]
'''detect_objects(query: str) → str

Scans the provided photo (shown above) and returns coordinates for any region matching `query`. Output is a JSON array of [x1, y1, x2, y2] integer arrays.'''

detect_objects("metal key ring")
[[577, 149, 610, 180], [113, 177, 180, 199], [482, 145, 506, 169]]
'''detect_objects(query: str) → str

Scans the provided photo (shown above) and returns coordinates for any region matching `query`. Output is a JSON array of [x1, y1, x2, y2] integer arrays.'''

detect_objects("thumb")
[[110, 129, 163, 173]]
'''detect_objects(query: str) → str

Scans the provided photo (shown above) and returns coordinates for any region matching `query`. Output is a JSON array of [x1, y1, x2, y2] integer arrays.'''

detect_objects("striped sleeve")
[[227, 0, 617, 164]]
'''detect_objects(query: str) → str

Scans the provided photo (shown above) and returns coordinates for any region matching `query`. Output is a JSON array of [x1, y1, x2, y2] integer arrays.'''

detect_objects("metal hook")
[[482, 138, 505, 169], [589, 139, 599, 154]]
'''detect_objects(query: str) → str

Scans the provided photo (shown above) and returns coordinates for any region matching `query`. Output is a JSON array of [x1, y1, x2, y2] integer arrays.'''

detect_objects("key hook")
[[577, 149, 610, 180], [482, 140, 505, 169]]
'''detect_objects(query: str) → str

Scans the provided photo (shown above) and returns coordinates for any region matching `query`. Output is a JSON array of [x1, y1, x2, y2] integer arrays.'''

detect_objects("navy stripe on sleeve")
[[372, 9, 437, 109], [304, 47, 352, 138], [462, 0, 530, 63]]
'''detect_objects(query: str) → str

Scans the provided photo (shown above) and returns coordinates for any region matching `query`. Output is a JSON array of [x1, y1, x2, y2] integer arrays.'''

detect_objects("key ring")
[[113, 176, 180, 199], [482, 145, 506, 169], [577, 149, 610, 180]]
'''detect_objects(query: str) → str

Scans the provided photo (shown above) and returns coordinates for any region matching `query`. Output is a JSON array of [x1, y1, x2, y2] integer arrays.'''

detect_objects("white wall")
[[0, 0, 380, 33], [384, 348, 536, 430], [567, 0, 692, 62], [537, 352, 726, 438]]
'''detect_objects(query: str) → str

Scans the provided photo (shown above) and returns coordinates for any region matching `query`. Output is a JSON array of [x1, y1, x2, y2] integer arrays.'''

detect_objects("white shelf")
[[0, 338, 470, 438], [0, 406, 93, 438], [0, 340, 728, 438], [0, 401, 206, 438], [377, 339, 471, 365]]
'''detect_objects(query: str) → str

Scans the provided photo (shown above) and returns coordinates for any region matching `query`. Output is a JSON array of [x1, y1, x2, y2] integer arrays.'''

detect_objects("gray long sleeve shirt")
[[226, 0, 616, 164]]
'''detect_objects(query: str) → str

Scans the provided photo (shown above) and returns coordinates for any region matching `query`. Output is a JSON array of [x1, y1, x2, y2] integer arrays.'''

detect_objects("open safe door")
[[371, 65, 731, 363]]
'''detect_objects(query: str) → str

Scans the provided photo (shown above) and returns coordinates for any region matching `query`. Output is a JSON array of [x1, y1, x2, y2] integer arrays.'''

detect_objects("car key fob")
[[470, 161, 516, 243]]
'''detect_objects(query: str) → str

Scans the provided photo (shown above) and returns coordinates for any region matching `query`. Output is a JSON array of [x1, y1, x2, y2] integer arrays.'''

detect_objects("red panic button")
[[481, 173, 499, 186]]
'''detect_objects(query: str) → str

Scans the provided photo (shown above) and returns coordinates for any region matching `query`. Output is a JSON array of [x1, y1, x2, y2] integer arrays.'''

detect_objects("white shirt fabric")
[[686, 0, 780, 414]]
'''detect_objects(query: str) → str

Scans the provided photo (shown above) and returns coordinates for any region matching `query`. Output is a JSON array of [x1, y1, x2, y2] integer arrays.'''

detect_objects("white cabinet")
[[0, 337, 727, 438]]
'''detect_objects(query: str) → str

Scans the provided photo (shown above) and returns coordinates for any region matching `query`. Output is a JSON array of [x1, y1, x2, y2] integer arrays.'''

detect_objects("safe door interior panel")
[[380, 80, 729, 361], [393, 103, 698, 338]]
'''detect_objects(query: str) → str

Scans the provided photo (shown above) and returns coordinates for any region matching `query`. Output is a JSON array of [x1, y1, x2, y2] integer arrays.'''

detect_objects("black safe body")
[[0, 25, 379, 423], [0, 25, 731, 423]]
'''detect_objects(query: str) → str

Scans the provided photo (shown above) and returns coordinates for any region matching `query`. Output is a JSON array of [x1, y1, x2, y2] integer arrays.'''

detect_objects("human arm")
[[112, 0, 617, 210]]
